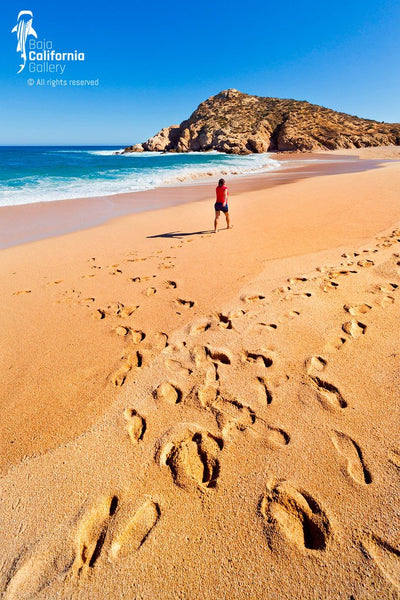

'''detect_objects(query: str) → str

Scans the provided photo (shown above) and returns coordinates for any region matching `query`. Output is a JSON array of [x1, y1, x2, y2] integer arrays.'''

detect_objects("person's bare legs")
[[214, 210, 220, 233], [225, 211, 232, 229]]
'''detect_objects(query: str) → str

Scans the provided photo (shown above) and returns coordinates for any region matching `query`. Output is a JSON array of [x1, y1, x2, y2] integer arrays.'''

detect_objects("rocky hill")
[[124, 89, 400, 155]]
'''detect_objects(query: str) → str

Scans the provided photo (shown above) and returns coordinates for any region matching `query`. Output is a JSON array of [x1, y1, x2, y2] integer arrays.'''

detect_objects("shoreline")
[[0, 151, 388, 250]]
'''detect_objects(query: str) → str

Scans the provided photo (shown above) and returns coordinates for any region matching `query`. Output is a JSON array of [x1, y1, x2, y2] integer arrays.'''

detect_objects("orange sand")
[[0, 148, 399, 599]]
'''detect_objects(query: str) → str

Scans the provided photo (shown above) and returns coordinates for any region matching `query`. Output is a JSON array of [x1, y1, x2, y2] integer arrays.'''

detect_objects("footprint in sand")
[[376, 296, 395, 308], [120, 305, 140, 317], [258, 322, 278, 331], [216, 313, 233, 329], [249, 420, 290, 446], [344, 303, 372, 316], [198, 385, 218, 408], [92, 309, 106, 320], [357, 259, 374, 268], [230, 309, 246, 318], [72, 495, 118, 577], [130, 330, 145, 344], [260, 480, 331, 551], [306, 356, 327, 374], [125, 350, 144, 369], [331, 431, 372, 484], [265, 427, 290, 447], [241, 294, 265, 304], [159, 262, 175, 270], [13, 290, 31, 296], [82, 297, 95, 306], [328, 268, 358, 278], [115, 326, 130, 336], [341, 252, 360, 259], [110, 500, 160, 559], [198, 382, 255, 435], [153, 332, 168, 349], [159, 427, 222, 490], [2, 539, 73, 600], [256, 376, 273, 404], [362, 536, 400, 590], [342, 319, 367, 338], [116, 305, 139, 317], [243, 350, 273, 368], [145, 287, 157, 296], [111, 363, 132, 387], [378, 282, 398, 294], [175, 298, 195, 308], [164, 280, 177, 289], [273, 285, 291, 296], [103, 302, 123, 316], [190, 345, 208, 368], [124, 408, 146, 444], [189, 320, 212, 335], [321, 280, 339, 292], [324, 336, 346, 352], [155, 382, 182, 404], [211, 394, 255, 434], [308, 375, 347, 409], [205, 347, 232, 365], [205, 362, 219, 384], [164, 359, 192, 376], [278, 310, 300, 322]]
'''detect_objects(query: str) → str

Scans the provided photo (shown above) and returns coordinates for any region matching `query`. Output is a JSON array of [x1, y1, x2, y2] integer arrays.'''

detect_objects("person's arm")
[[223, 188, 228, 204]]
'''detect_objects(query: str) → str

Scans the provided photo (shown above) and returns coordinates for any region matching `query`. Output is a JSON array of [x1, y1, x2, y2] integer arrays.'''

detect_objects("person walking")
[[214, 178, 232, 233]]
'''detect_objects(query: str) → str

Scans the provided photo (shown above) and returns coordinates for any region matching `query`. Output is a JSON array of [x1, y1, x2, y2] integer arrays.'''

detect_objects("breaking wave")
[[0, 147, 281, 207]]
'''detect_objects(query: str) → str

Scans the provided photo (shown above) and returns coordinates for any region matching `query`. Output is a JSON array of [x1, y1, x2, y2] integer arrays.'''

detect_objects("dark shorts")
[[214, 202, 229, 213]]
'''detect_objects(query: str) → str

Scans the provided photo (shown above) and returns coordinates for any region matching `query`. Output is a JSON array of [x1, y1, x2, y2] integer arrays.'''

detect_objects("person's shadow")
[[147, 230, 214, 239]]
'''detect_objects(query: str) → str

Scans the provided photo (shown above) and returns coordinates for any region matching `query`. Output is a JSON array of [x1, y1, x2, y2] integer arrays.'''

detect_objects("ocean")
[[0, 146, 281, 208]]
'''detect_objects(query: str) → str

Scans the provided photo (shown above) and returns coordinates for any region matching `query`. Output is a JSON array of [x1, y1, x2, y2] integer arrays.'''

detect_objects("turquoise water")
[[0, 146, 281, 207]]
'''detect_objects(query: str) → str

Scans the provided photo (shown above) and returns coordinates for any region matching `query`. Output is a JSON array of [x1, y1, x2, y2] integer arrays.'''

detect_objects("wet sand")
[[0, 153, 383, 249]]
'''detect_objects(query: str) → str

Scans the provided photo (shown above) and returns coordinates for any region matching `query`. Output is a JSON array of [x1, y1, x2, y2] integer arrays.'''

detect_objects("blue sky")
[[1, 0, 399, 145]]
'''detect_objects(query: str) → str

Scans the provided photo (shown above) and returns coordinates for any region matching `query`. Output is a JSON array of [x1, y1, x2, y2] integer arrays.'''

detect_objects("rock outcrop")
[[124, 89, 400, 155]]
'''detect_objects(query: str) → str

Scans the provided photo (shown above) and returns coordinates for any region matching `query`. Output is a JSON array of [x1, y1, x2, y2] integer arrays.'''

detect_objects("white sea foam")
[[87, 149, 126, 156], [0, 152, 281, 207]]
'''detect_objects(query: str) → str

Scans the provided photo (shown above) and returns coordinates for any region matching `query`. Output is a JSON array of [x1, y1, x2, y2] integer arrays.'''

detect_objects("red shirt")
[[216, 185, 228, 203]]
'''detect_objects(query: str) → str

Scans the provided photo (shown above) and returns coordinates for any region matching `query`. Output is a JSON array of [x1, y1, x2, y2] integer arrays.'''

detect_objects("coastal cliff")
[[124, 89, 400, 154]]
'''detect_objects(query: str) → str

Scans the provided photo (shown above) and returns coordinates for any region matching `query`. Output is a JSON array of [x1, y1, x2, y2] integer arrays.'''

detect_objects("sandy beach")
[[1, 147, 400, 599]]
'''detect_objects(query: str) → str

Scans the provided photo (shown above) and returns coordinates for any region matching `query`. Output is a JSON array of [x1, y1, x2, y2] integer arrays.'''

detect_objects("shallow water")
[[0, 146, 281, 207]]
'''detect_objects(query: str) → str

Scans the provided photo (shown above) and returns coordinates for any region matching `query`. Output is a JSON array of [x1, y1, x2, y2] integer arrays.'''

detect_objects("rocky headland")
[[124, 89, 400, 154]]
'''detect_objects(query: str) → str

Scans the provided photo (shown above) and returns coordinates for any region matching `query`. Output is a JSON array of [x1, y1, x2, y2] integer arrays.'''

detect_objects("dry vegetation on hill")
[[125, 89, 400, 154]]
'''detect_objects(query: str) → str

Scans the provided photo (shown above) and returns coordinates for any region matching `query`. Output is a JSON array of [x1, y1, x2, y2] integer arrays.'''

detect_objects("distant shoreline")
[[0, 151, 388, 250]]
